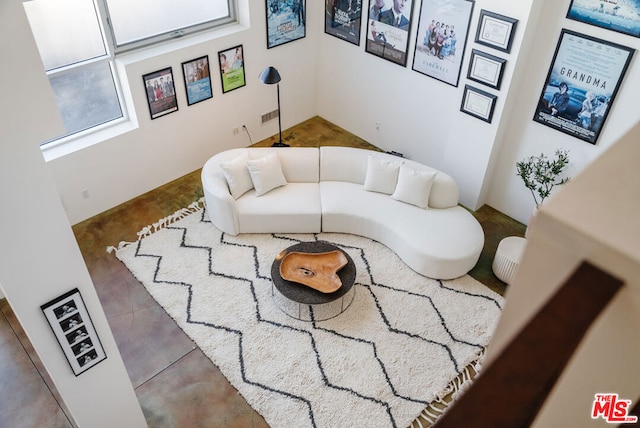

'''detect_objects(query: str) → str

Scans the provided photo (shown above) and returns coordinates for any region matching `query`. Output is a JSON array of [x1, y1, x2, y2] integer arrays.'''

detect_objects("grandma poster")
[[533, 30, 634, 145]]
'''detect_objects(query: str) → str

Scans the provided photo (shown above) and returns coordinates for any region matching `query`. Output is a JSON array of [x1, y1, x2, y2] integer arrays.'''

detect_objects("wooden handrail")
[[434, 262, 623, 428]]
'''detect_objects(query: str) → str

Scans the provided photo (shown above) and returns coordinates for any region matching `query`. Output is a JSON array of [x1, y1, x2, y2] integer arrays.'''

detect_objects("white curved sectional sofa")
[[201, 146, 484, 280]]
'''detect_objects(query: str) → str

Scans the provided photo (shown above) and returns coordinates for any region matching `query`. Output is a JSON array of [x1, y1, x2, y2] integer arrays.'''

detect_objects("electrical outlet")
[[375, 121, 381, 130], [232, 127, 240, 135]]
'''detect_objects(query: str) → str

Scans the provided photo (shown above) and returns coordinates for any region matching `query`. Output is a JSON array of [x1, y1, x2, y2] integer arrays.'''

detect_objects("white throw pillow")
[[391, 165, 437, 209], [220, 152, 254, 199], [246, 152, 288, 196], [363, 155, 403, 195]]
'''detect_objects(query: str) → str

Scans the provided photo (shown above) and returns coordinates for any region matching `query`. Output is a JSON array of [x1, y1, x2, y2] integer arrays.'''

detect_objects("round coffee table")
[[271, 241, 356, 321]]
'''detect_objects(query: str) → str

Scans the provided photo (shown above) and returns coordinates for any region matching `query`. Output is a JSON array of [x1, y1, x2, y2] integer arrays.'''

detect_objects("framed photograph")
[[567, 0, 640, 38], [467, 49, 506, 89], [460, 84, 497, 123], [325, 0, 363, 45], [365, 0, 416, 66], [218, 45, 246, 94], [181, 56, 212, 106], [412, 0, 475, 86], [266, 0, 306, 48], [41, 288, 107, 376], [143, 67, 178, 120], [474, 10, 518, 53], [533, 29, 635, 145]]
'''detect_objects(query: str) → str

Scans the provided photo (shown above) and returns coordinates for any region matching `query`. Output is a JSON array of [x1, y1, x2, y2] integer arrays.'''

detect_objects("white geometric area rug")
[[109, 200, 504, 428]]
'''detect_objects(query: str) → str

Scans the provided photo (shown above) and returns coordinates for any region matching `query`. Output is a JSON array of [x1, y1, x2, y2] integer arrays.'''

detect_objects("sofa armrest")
[[201, 168, 240, 235]]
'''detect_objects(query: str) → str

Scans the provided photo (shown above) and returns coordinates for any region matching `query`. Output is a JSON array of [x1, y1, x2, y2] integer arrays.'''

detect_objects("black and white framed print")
[[266, 0, 306, 48], [325, 0, 363, 45], [467, 49, 506, 90], [143, 67, 178, 119], [533, 29, 635, 145], [460, 84, 497, 123], [41, 288, 107, 376], [474, 10, 518, 53], [365, 0, 416, 66], [412, 0, 475, 87]]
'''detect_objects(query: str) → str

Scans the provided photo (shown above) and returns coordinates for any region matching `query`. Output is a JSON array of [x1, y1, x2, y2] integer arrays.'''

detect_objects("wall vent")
[[261, 109, 279, 124]]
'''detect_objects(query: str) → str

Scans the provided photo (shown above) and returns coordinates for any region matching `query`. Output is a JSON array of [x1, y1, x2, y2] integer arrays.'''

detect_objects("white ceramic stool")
[[492, 236, 527, 284]]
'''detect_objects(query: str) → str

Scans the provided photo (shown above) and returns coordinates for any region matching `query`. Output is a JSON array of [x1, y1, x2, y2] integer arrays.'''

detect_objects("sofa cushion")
[[391, 165, 436, 209], [237, 183, 321, 233], [320, 147, 459, 208], [220, 151, 254, 199], [246, 152, 287, 196], [363, 155, 403, 194]]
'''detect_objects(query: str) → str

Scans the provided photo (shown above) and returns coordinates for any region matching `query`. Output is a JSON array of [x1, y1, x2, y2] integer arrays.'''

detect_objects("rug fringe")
[[410, 348, 486, 427], [106, 198, 205, 254]]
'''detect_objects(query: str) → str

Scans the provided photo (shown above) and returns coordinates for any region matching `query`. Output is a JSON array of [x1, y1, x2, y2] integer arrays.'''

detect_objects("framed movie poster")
[[533, 29, 634, 145], [567, 0, 640, 38], [474, 10, 518, 53], [266, 0, 306, 48], [365, 0, 416, 66], [143, 67, 178, 120], [41, 288, 107, 376], [467, 49, 506, 90], [325, 0, 363, 45], [218, 45, 246, 93], [412, 0, 474, 86], [460, 84, 497, 123], [181, 56, 212, 106]]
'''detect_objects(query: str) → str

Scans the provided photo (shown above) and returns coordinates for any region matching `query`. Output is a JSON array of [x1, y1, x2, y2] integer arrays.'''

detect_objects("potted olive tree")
[[516, 149, 571, 208]]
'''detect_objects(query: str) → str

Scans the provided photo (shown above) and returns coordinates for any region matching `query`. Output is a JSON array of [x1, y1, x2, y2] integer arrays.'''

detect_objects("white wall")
[[316, 0, 640, 220], [31, 0, 640, 226], [486, 0, 640, 224], [47, 0, 319, 224], [316, 0, 536, 210], [0, 1, 145, 426]]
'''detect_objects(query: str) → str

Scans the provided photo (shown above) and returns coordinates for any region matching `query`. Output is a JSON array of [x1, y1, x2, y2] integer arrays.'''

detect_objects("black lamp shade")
[[259, 66, 281, 85]]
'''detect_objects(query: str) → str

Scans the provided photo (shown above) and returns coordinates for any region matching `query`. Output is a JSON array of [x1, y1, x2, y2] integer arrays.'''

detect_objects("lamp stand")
[[272, 83, 289, 147]]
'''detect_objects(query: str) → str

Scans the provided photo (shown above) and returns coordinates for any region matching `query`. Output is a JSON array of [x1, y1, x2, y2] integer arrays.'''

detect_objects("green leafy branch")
[[516, 149, 570, 207]]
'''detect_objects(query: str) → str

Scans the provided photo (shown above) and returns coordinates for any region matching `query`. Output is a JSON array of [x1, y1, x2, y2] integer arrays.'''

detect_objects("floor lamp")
[[259, 66, 289, 147]]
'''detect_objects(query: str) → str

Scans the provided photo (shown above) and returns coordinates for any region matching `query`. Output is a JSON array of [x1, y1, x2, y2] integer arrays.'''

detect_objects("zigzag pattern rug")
[[109, 201, 504, 428]]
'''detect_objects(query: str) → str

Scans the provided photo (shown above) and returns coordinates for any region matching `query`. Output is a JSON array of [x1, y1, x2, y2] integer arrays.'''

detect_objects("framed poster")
[[266, 0, 306, 48], [325, 0, 363, 45], [41, 288, 107, 376], [567, 0, 640, 38], [474, 10, 518, 53], [467, 49, 506, 89], [533, 29, 635, 145], [218, 45, 246, 94], [412, 0, 475, 86], [365, 0, 416, 66], [143, 67, 178, 119], [181, 56, 212, 106], [460, 84, 497, 123]]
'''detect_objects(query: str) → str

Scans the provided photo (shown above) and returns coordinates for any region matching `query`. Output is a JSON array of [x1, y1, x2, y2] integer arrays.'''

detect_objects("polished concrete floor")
[[0, 116, 525, 427]]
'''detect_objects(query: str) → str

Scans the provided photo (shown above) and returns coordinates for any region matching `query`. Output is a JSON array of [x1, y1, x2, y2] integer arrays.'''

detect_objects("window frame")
[[36, 0, 237, 153], [100, 0, 237, 54]]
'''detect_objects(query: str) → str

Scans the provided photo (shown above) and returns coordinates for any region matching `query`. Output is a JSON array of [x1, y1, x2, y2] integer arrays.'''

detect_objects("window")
[[24, 0, 235, 146], [105, 0, 233, 52]]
